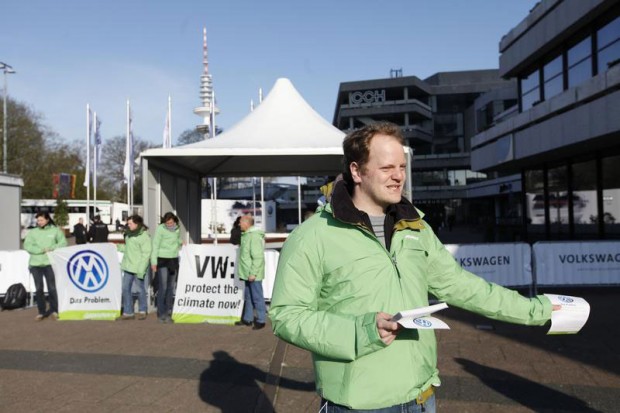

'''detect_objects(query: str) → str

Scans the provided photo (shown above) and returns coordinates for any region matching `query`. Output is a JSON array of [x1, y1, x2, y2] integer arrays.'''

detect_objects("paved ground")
[[0, 287, 618, 412]]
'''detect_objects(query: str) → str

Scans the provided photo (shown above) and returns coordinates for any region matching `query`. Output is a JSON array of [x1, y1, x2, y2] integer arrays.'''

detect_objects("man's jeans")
[[320, 395, 435, 413], [30, 265, 58, 316], [242, 280, 266, 324], [156, 266, 176, 319], [122, 271, 147, 315]]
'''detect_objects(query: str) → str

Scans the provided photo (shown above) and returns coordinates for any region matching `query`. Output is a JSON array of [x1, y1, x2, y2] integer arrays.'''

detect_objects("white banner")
[[263, 249, 279, 301], [445, 243, 532, 287], [0, 250, 31, 294], [173, 244, 244, 324], [533, 241, 620, 286], [49, 243, 122, 320]]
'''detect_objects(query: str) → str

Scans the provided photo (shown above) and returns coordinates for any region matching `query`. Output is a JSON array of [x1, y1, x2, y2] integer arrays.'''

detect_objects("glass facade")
[[572, 160, 598, 238], [519, 10, 620, 111], [597, 15, 620, 73], [412, 169, 486, 187], [543, 55, 563, 100], [522, 153, 620, 241], [602, 155, 620, 239], [547, 165, 569, 239], [568, 36, 592, 88], [520, 68, 541, 110], [525, 169, 546, 240]]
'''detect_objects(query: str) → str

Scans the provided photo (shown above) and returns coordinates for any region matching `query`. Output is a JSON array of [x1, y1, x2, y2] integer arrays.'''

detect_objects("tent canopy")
[[141, 78, 347, 177]]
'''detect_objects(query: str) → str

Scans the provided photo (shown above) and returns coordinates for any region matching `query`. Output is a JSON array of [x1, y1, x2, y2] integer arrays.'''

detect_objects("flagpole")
[[85, 104, 91, 231], [168, 94, 172, 146], [126, 100, 131, 211], [93, 112, 98, 214]]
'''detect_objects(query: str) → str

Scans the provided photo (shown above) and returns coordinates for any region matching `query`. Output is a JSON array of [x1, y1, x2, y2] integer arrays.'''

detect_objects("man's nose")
[[392, 169, 404, 181]]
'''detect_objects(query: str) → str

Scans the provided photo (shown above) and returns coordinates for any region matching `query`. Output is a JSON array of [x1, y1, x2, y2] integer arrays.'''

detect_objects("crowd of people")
[[26, 210, 267, 327]]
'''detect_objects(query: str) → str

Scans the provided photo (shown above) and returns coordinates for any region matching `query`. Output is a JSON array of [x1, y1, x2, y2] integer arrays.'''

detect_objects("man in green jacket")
[[236, 215, 267, 330], [270, 122, 558, 412]]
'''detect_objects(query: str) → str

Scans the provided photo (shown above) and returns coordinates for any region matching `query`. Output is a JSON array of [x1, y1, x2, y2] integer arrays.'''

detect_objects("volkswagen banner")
[[173, 244, 244, 324], [49, 243, 122, 320]]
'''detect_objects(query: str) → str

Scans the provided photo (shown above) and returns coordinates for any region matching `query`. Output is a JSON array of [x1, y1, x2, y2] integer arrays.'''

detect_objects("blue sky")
[[2, 0, 538, 147]]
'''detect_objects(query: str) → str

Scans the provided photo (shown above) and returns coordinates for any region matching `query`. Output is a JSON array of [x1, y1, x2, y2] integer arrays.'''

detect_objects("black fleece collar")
[[330, 179, 422, 230]]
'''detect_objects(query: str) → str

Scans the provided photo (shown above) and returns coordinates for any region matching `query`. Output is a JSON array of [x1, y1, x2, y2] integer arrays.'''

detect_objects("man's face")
[[350, 134, 406, 214]]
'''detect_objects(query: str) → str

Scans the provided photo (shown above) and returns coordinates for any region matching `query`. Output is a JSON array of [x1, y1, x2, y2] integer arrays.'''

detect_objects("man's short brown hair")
[[342, 122, 405, 183]]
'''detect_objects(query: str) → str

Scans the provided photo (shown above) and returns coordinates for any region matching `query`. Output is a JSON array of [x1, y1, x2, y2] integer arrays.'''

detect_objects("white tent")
[[140, 78, 411, 243], [142, 78, 346, 177]]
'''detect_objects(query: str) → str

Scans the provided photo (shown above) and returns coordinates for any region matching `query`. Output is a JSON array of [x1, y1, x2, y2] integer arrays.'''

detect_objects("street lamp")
[[0, 62, 16, 174]]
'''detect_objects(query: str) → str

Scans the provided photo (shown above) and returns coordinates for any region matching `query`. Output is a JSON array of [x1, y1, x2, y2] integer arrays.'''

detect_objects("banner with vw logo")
[[49, 243, 122, 320], [173, 244, 244, 324]]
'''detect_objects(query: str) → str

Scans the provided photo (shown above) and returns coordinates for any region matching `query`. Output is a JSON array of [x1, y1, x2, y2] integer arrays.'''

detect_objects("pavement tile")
[[0, 288, 618, 412]]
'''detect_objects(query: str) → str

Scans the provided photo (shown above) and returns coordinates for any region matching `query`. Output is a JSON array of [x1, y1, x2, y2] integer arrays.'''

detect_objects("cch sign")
[[349, 89, 386, 105]]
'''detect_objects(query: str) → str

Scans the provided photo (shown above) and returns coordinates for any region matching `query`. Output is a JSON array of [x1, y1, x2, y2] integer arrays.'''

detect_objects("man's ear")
[[350, 162, 362, 184]]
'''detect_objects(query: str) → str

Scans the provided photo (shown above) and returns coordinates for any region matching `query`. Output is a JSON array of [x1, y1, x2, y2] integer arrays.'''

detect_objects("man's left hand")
[[248, 275, 256, 282]]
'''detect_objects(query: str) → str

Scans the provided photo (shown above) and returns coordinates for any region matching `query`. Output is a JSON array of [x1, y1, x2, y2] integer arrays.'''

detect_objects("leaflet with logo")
[[391, 302, 450, 329], [544, 294, 590, 335]]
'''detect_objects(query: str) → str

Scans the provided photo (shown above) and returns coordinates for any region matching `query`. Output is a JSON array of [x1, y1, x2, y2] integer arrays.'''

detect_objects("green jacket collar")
[[328, 179, 425, 232]]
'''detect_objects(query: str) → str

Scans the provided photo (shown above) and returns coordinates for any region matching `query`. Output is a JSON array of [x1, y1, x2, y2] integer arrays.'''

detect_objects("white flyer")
[[544, 294, 590, 335], [392, 302, 450, 330]]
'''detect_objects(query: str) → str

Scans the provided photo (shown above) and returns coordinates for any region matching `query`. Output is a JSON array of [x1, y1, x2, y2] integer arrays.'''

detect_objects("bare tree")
[[98, 135, 155, 202]]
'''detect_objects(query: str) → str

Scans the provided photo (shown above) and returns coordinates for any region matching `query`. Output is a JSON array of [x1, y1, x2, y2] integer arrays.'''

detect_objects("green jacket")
[[270, 181, 552, 410], [238, 226, 265, 281], [23, 224, 68, 267], [150, 223, 182, 265], [117, 228, 152, 279]]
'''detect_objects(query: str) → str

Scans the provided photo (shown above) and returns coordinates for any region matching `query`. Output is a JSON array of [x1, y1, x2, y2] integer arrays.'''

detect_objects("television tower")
[[193, 27, 220, 138]]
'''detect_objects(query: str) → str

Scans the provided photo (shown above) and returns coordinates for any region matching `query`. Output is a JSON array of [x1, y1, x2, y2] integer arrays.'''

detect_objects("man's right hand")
[[376, 312, 401, 345], [151, 265, 157, 272]]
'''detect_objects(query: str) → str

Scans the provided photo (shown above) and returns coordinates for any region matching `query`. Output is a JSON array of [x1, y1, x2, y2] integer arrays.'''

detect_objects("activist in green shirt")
[[150, 211, 183, 323], [23, 212, 67, 321], [235, 215, 266, 330], [117, 215, 152, 320], [270, 122, 559, 412]]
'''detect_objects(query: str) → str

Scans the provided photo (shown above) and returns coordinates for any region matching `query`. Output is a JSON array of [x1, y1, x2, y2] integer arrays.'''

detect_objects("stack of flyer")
[[391, 302, 450, 329]]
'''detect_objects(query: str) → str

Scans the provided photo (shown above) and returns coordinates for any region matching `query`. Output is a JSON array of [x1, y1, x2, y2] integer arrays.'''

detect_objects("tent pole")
[[405, 147, 413, 202], [298, 176, 302, 225], [213, 177, 218, 245], [260, 177, 265, 231], [252, 177, 256, 217]]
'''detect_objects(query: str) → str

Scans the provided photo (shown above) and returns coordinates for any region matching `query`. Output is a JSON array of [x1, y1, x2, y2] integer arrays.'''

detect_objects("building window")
[[543, 55, 564, 100], [548, 165, 569, 239], [567, 36, 592, 88], [602, 155, 620, 239], [525, 169, 546, 240], [413, 171, 447, 187], [520, 68, 541, 110], [597, 15, 620, 73], [572, 160, 598, 238]]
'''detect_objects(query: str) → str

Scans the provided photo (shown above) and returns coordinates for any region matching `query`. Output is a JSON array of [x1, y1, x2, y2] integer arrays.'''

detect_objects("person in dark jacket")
[[88, 215, 109, 243], [230, 216, 242, 246], [72, 217, 87, 244]]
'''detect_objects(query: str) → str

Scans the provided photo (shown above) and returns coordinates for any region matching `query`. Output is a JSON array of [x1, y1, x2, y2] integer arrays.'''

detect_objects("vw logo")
[[558, 296, 574, 304], [66, 250, 109, 293], [414, 318, 432, 328]]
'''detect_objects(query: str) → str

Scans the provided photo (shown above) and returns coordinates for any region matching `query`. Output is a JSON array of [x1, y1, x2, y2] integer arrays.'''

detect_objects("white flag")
[[94, 115, 102, 165], [83, 105, 92, 187], [123, 102, 134, 185], [163, 96, 171, 148]]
